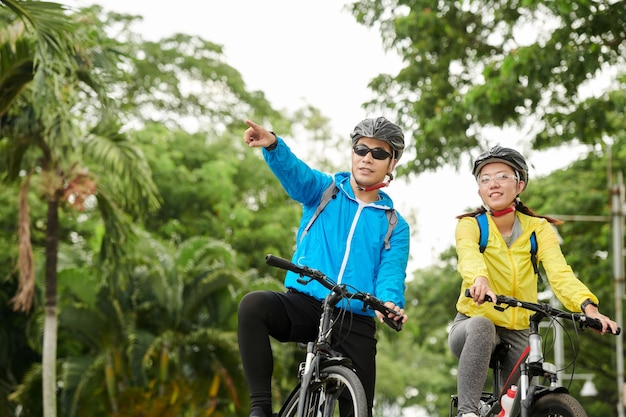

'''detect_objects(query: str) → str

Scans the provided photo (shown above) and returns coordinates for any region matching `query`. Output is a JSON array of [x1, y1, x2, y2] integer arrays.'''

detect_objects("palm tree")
[[49, 234, 252, 416], [0, 0, 76, 118], [0, 2, 160, 416], [124, 235, 250, 416]]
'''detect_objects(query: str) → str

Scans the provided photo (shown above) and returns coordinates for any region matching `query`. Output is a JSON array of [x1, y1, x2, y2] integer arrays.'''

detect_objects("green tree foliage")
[[347, 0, 626, 175], [87, 5, 281, 135], [0, 3, 321, 416], [130, 123, 303, 274], [1, 2, 160, 417], [375, 248, 461, 416], [64, 235, 247, 417]]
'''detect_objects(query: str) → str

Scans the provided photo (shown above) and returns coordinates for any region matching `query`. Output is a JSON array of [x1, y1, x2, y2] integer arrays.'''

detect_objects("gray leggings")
[[448, 313, 529, 416]]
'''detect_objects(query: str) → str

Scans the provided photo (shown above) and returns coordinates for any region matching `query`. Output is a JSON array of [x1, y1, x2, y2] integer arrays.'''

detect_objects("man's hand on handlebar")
[[467, 276, 497, 306], [376, 301, 407, 326]]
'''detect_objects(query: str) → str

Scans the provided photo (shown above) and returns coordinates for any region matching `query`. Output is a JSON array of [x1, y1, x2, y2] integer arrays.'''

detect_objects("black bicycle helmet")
[[350, 117, 405, 160], [472, 145, 529, 184]]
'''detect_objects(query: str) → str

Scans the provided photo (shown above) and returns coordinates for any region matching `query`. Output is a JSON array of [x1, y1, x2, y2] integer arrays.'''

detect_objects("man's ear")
[[389, 159, 398, 172]]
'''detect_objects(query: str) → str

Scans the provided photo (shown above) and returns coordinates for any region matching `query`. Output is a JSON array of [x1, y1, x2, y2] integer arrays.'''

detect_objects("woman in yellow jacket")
[[448, 146, 619, 417]]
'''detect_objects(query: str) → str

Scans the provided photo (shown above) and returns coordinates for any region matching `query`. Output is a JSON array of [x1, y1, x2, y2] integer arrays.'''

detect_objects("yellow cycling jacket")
[[455, 212, 598, 330]]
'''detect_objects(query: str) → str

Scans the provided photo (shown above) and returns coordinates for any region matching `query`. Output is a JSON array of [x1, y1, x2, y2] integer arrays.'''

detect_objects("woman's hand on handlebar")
[[583, 305, 620, 335], [376, 301, 407, 325], [468, 276, 497, 306]]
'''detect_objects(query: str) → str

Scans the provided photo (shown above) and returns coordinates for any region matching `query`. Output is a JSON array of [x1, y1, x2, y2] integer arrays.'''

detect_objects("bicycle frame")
[[296, 289, 355, 417]]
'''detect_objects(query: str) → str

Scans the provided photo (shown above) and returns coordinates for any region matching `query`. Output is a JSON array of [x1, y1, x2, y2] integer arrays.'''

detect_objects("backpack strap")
[[300, 182, 397, 250], [476, 212, 489, 253], [300, 182, 338, 243], [383, 209, 398, 250], [530, 231, 543, 283]]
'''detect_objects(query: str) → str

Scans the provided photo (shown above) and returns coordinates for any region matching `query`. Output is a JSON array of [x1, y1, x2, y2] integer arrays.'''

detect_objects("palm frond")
[[0, 0, 76, 59], [7, 362, 43, 415], [126, 329, 155, 385], [184, 329, 246, 409], [61, 354, 106, 417], [83, 121, 161, 216], [57, 266, 100, 308], [0, 28, 34, 117]]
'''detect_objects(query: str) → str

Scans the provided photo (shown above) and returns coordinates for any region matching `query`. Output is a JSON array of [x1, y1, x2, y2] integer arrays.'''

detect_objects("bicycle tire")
[[527, 392, 587, 417], [278, 365, 368, 417]]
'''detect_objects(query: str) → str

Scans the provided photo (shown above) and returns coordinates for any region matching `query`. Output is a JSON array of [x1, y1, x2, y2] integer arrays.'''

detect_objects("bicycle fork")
[[296, 342, 321, 417]]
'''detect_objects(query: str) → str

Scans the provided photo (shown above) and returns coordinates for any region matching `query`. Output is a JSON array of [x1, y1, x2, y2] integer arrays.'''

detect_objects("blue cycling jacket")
[[263, 137, 410, 315]]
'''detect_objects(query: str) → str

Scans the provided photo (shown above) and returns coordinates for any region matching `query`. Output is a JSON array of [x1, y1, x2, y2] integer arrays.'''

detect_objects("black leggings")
[[237, 290, 377, 416]]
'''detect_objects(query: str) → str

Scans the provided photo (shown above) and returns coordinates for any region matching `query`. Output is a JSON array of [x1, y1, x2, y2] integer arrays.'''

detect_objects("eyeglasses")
[[478, 173, 518, 185], [353, 144, 392, 160]]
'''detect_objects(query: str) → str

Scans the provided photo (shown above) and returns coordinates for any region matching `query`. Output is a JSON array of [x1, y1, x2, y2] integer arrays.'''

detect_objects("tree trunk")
[[43, 198, 60, 417]]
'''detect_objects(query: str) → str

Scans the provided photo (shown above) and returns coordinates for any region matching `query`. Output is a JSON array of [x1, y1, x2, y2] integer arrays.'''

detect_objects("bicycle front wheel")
[[279, 365, 368, 417], [528, 392, 587, 417]]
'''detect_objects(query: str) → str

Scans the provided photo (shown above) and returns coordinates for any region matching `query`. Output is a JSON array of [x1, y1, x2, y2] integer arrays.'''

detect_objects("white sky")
[[60, 0, 588, 271]]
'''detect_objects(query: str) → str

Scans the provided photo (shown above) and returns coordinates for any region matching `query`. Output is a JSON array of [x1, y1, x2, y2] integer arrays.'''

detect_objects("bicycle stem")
[[527, 312, 545, 363]]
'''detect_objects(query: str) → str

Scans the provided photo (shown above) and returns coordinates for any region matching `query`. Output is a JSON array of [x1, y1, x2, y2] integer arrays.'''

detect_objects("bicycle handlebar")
[[464, 289, 621, 335], [266, 254, 403, 331]]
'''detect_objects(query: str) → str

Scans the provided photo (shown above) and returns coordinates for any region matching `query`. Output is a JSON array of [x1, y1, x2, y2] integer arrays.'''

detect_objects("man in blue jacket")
[[238, 117, 410, 417]]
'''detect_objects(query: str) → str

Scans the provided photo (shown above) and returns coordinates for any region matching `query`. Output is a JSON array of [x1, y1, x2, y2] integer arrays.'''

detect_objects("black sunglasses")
[[353, 144, 392, 160]]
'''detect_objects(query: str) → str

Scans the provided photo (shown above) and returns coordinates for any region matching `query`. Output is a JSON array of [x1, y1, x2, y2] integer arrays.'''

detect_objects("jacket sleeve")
[[536, 222, 598, 312], [374, 216, 410, 307], [262, 137, 331, 206]]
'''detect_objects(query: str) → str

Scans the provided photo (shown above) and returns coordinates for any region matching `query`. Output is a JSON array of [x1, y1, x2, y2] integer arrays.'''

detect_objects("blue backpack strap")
[[476, 212, 489, 253], [530, 231, 543, 283]]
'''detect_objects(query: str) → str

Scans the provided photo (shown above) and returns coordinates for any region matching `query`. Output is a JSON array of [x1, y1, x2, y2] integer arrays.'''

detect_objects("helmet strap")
[[355, 172, 393, 192], [490, 206, 515, 217], [358, 181, 389, 192]]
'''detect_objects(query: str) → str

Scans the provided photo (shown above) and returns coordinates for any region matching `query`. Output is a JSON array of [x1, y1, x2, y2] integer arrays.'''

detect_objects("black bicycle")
[[449, 290, 620, 417], [265, 254, 403, 417]]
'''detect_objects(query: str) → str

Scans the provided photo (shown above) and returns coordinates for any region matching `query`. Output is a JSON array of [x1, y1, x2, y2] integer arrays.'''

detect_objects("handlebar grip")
[[382, 315, 403, 332], [266, 254, 304, 274], [585, 316, 622, 335], [584, 316, 604, 332], [464, 288, 493, 303]]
